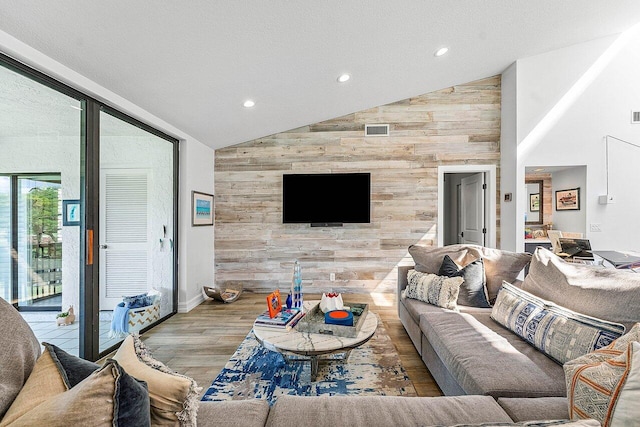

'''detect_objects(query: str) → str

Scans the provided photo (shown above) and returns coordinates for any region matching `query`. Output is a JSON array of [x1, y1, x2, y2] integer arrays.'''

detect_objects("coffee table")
[[253, 300, 378, 381]]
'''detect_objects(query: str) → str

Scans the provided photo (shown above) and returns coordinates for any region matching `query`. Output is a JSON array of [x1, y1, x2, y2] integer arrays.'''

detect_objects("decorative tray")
[[296, 303, 369, 338]]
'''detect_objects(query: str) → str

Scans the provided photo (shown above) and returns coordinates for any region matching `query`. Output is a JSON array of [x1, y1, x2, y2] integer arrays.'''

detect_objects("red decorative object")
[[266, 290, 282, 318]]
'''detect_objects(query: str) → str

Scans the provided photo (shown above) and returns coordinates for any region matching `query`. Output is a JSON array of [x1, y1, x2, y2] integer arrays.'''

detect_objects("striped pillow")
[[564, 323, 640, 426], [491, 282, 625, 364], [403, 269, 464, 310]]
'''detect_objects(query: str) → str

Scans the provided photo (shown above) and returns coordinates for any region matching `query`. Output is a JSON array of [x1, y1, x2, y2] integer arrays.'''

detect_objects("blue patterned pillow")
[[491, 282, 625, 364], [123, 293, 154, 308]]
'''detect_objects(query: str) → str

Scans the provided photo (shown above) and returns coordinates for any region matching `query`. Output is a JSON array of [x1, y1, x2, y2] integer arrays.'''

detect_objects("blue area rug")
[[201, 318, 416, 405]]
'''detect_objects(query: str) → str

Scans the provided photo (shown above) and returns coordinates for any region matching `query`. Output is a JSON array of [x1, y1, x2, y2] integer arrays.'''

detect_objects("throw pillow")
[[564, 338, 640, 426], [408, 244, 531, 303], [113, 334, 201, 427], [124, 292, 155, 309], [0, 297, 41, 418], [438, 255, 491, 308], [403, 269, 464, 310], [491, 282, 625, 364], [521, 247, 640, 331], [0, 359, 150, 427]]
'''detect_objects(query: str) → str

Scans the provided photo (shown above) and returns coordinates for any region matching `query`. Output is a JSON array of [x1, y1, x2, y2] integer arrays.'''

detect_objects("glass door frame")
[[1, 52, 179, 361], [2, 172, 63, 311]]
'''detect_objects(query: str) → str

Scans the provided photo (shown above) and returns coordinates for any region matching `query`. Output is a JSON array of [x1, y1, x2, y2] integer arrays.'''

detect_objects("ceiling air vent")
[[365, 124, 389, 137], [632, 110, 640, 124]]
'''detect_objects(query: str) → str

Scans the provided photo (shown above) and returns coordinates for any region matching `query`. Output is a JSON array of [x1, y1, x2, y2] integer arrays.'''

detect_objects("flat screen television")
[[283, 173, 370, 226]]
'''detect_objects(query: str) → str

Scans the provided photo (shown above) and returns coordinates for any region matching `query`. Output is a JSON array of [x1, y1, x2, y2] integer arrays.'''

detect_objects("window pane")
[[99, 111, 175, 353], [0, 62, 83, 356]]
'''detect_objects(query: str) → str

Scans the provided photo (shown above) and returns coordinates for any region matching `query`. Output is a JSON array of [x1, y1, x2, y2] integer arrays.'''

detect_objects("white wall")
[[0, 29, 216, 311], [500, 62, 519, 251], [503, 26, 640, 252], [178, 140, 214, 312]]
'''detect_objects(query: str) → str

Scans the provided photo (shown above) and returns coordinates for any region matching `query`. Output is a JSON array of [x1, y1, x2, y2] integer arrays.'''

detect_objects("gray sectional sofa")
[[398, 244, 640, 402], [6, 244, 638, 426]]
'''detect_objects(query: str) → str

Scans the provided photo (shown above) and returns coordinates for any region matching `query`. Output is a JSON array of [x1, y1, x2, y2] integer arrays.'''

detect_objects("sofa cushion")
[[1, 359, 150, 427], [113, 334, 201, 427], [404, 270, 464, 310], [438, 255, 491, 308], [197, 400, 271, 427], [420, 310, 565, 398], [409, 244, 531, 302], [521, 247, 640, 331], [497, 398, 569, 422], [0, 298, 41, 418], [438, 421, 599, 427], [265, 395, 513, 427], [564, 323, 640, 426], [491, 282, 625, 364]]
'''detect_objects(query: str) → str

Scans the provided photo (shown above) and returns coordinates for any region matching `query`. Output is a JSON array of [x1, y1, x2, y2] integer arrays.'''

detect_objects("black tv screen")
[[283, 173, 370, 225]]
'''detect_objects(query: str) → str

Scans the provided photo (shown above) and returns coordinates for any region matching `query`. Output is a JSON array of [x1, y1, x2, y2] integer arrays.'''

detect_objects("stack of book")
[[254, 308, 305, 331]]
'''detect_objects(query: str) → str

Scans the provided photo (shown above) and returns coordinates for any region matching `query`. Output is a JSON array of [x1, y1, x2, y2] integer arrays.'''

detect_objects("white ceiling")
[[1, 1, 640, 149]]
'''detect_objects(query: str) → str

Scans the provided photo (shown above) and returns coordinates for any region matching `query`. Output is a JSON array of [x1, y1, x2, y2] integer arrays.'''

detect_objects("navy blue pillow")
[[438, 255, 491, 308]]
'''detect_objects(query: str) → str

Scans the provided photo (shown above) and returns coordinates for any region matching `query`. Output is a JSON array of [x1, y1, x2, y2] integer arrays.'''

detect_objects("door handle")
[[100, 244, 108, 249]]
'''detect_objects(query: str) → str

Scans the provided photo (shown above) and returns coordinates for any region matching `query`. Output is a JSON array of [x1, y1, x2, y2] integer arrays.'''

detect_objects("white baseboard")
[[178, 292, 205, 313]]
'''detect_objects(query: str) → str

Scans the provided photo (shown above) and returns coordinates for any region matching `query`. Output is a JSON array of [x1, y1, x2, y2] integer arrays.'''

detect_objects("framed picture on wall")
[[62, 199, 81, 226], [555, 188, 580, 211], [529, 193, 540, 212], [192, 191, 214, 226]]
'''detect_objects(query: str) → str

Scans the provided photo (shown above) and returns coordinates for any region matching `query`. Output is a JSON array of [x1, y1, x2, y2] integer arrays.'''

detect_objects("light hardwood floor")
[[136, 292, 442, 397]]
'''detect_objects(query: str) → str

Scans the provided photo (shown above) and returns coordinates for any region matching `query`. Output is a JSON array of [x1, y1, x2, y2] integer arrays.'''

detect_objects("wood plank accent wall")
[[214, 76, 501, 294]]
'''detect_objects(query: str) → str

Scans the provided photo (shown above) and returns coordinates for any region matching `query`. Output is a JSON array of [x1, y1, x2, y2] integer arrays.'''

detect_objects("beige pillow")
[[403, 269, 464, 310], [0, 360, 149, 427], [1, 350, 67, 424], [113, 334, 200, 427], [564, 328, 640, 426], [522, 247, 640, 331]]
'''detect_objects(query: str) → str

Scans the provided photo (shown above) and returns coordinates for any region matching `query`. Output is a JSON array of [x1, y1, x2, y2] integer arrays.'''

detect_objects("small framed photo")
[[529, 193, 540, 212], [192, 191, 214, 226], [555, 188, 580, 211], [266, 290, 282, 318], [62, 200, 81, 226]]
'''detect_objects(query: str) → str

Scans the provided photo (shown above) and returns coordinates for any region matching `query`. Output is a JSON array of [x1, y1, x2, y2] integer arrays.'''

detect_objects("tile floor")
[[20, 312, 122, 356]]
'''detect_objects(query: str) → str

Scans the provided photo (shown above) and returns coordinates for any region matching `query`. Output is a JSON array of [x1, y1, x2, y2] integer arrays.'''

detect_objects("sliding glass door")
[[0, 60, 84, 355], [1, 54, 178, 360], [98, 110, 176, 353]]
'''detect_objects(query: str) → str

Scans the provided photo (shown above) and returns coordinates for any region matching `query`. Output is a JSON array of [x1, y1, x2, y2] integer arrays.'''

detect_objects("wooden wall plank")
[[214, 76, 502, 293]]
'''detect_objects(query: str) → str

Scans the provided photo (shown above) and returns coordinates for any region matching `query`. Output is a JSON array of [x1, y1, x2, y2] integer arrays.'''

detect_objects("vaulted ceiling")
[[1, 1, 640, 149]]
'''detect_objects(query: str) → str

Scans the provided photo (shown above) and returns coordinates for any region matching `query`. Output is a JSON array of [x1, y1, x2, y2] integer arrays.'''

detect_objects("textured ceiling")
[[1, 1, 640, 149]]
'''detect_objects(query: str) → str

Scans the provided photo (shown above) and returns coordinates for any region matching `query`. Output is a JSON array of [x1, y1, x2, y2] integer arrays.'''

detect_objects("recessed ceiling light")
[[337, 73, 351, 83], [243, 100, 255, 108], [534, 168, 545, 172], [434, 47, 449, 57]]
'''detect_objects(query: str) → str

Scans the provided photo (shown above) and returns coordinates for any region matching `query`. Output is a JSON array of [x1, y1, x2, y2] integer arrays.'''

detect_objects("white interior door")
[[99, 169, 150, 309], [460, 173, 486, 246]]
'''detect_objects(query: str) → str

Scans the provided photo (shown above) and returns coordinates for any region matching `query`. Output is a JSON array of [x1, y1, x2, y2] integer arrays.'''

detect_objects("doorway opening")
[[438, 165, 496, 248]]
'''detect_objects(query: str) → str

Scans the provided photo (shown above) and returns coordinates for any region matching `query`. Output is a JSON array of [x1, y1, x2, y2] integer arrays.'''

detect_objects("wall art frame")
[[192, 191, 214, 226]]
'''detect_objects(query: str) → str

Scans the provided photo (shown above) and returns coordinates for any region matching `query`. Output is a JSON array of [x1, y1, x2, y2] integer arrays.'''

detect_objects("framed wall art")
[[555, 188, 580, 211], [192, 191, 214, 226], [529, 193, 540, 212], [62, 199, 81, 226]]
